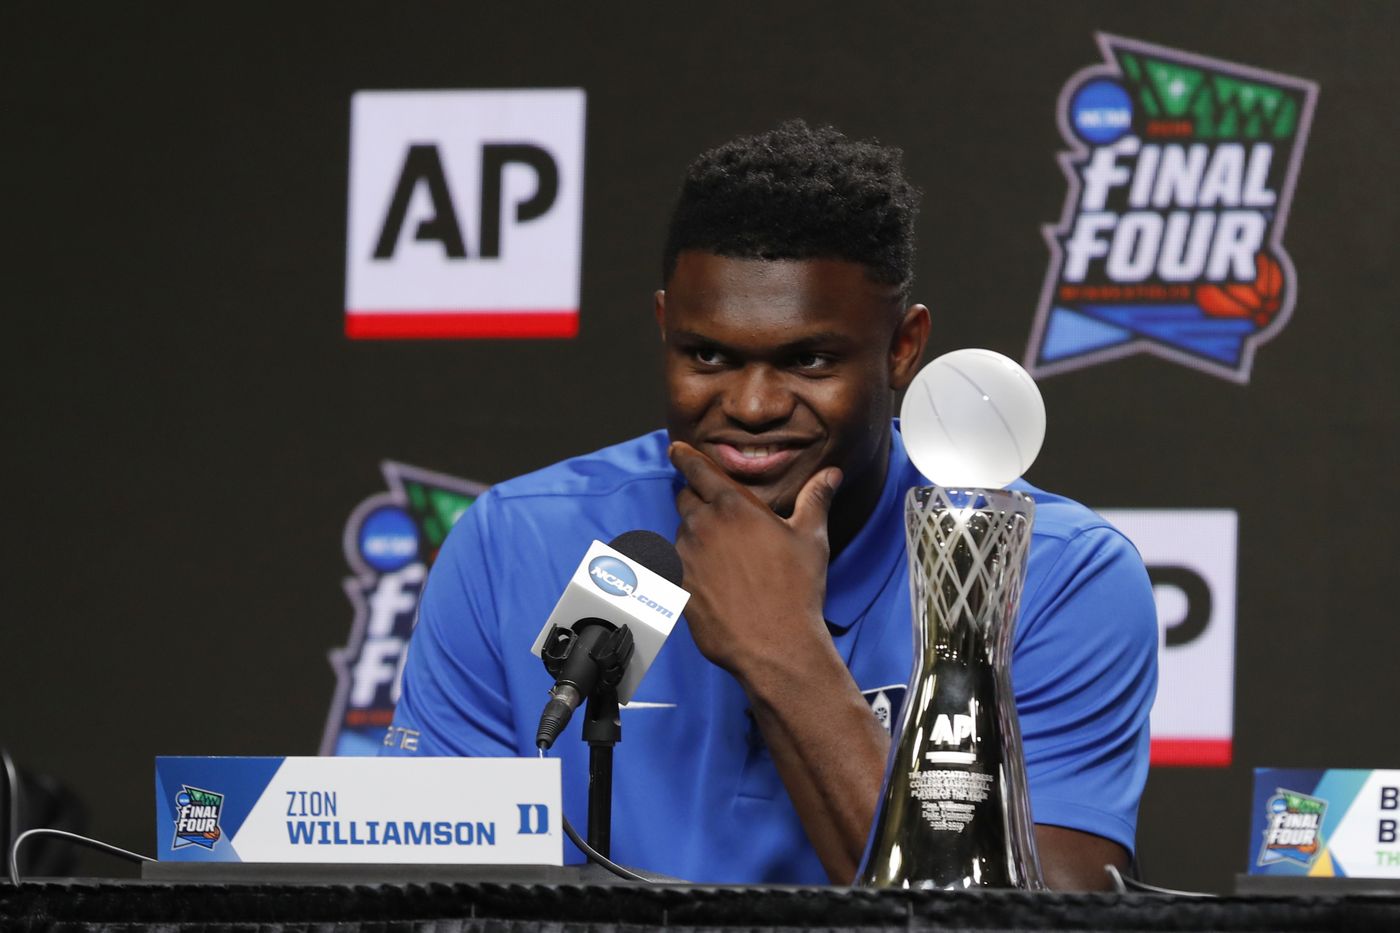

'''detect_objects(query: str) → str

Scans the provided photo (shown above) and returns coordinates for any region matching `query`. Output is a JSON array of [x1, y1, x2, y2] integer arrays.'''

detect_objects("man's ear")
[[890, 303, 931, 390], [654, 289, 668, 341]]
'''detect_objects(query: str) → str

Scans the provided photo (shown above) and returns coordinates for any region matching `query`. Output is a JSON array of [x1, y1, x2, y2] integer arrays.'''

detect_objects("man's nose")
[[723, 365, 794, 431]]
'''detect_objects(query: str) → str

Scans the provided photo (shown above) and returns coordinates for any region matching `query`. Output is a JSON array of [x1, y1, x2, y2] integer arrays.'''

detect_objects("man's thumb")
[[792, 467, 843, 531]]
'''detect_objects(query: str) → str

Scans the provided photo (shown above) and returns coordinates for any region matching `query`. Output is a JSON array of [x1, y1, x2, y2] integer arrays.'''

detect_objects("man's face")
[[657, 251, 925, 518]]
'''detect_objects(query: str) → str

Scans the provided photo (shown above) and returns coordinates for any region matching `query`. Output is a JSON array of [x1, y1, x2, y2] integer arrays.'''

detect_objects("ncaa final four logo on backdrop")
[[321, 463, 488, 756], [1025, 35, 1318, 383]]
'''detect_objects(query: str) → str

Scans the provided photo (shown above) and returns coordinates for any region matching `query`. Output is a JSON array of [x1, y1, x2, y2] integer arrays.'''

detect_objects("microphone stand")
[[581, 686, 621, 858], [539, 618, 634, 861]]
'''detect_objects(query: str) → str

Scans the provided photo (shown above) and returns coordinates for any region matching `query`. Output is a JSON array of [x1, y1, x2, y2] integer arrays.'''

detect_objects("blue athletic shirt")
[[383, 426, 1158, 884]]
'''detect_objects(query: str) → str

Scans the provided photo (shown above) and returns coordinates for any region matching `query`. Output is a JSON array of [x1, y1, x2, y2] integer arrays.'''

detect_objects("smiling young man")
[[384, 121, 1158, 890]]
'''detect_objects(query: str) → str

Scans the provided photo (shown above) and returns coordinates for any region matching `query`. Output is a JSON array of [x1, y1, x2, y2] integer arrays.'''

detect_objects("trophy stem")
[[856, 486, 1043, 890]]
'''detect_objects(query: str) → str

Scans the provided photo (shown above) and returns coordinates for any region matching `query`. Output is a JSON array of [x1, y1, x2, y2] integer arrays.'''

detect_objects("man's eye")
[[794, 353, 833, 370], [692, 348, 727, 366]]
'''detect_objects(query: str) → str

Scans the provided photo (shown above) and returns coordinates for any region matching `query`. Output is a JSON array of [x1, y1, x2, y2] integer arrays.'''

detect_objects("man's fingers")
[[668, 441, 736, 503], [790, 467, 843, 536], [676, 486, 704, 518]]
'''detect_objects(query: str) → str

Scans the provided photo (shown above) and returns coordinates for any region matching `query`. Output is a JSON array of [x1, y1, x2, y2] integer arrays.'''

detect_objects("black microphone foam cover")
[[608, 530, 683, 588]]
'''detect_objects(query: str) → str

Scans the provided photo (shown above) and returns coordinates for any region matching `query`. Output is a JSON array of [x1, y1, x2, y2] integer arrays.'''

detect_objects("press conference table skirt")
[[2, 879, 1397, 932]]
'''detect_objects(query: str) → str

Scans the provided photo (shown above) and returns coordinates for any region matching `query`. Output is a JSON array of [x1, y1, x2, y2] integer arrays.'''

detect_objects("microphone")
[[531, 531, 688, 750]]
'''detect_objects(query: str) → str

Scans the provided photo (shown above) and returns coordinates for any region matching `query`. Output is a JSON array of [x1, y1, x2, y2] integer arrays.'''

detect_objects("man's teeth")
[[740, 445, 777, 459]]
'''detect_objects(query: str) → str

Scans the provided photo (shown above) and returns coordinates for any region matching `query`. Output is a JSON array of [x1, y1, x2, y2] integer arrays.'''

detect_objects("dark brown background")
[[6, 1, 1398, 892]]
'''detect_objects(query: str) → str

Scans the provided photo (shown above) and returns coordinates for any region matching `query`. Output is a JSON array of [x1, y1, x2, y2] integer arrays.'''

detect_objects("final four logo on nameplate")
[[1257, 788, 1326, 868], [1026, 35, 1318, 383], [322, 462, 488, 756], [172, 785, 225, 850]]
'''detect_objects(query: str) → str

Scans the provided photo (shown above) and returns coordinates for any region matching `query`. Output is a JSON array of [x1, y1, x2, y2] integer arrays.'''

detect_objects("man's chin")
[[709, 455, 810, 516], [744, 481, 800, 518], [769, 499, 797, 519]]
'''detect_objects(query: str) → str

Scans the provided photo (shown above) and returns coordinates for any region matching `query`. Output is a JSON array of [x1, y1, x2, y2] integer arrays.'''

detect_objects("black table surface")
[[4, 877, 1400, 932]]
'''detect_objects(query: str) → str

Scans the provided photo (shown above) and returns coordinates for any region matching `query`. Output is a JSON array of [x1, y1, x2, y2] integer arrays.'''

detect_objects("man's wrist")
[[729, 617, 846, 708]]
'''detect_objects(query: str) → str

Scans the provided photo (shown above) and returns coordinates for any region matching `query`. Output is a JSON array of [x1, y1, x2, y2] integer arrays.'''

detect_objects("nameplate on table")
[[1249, 767, 1399, 879], [155, 756, 561, 864]]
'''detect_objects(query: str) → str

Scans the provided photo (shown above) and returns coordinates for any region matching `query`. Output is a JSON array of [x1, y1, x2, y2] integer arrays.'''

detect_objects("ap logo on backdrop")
[[344, 89, 587, 339], [322, 463, 487, 756], [1027, 35, 1318, 383], [1099, 509, 1237, 766]]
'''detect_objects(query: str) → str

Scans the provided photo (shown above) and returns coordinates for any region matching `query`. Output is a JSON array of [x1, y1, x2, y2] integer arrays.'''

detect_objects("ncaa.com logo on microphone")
[[588, 556, 637, 597], [587, 553, 676, 620]]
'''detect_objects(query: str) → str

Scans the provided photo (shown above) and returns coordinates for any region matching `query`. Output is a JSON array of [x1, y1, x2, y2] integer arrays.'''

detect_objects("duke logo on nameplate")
[[345, 89, 587, 339], [155, 757, 561, 864]]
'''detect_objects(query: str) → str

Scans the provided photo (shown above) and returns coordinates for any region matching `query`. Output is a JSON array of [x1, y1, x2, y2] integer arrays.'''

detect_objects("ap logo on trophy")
[[1026, 35, 1318, 383]]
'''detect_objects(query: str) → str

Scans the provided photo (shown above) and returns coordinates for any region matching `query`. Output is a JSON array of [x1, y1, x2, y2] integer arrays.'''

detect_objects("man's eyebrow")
[[667, 329, 856, 353], [667, 329, 721, 345], [777, 332, 857, 352]]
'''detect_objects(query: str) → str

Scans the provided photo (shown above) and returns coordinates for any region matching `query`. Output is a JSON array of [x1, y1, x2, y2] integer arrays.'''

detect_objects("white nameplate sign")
[[155, 756, 561, 864]]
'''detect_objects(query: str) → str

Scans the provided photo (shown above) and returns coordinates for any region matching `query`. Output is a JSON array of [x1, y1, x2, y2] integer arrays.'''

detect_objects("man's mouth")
[[709, 441, 805, 479]]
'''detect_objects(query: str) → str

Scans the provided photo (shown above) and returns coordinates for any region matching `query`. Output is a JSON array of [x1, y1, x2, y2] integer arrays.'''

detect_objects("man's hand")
[[670, 440, 891, 883], [668, 440, 841, 679]]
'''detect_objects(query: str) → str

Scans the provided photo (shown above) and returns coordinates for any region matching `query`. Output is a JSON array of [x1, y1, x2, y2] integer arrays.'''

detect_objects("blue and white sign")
[[156, 757, 561, 864], [1249, 768, 1400, 879]]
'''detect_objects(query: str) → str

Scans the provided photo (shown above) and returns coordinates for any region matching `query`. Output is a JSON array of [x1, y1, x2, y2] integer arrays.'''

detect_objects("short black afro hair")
[[662, 119, 919, 295]]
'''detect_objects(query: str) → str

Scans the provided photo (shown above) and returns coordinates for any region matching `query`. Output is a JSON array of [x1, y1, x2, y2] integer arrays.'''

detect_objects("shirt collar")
[[823, 424, 922, 633]]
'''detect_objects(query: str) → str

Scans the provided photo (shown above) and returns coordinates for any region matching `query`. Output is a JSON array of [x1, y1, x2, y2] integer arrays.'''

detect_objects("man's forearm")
[[740, 635, 1133, 890], [738, 631, 891, 884]]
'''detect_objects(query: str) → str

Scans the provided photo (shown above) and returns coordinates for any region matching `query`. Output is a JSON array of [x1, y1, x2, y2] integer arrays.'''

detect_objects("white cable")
[[9, 828, 154, 885], [1105, 863, 1215, 897], [1, 750, 19, 872], [537, 747, 650, 883]]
